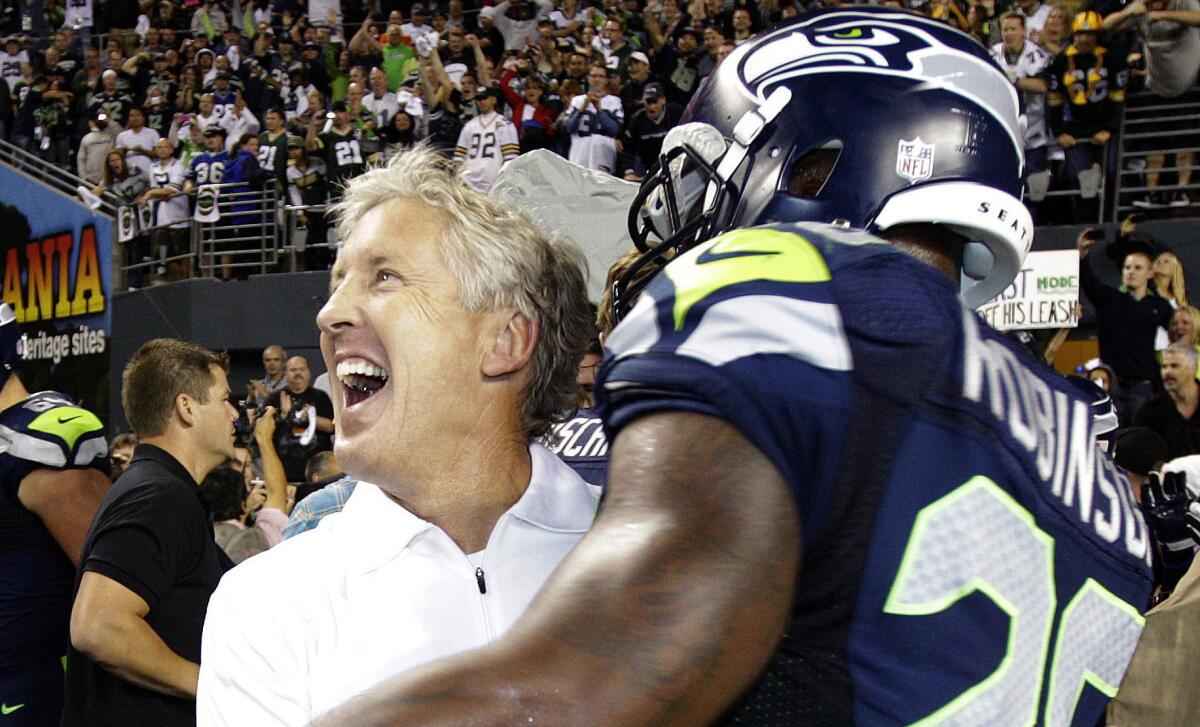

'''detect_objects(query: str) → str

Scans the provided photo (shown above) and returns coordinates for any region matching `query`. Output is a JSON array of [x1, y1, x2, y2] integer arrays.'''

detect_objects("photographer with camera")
[[204, 406, 290, 563], [258, 356, 334, 482]]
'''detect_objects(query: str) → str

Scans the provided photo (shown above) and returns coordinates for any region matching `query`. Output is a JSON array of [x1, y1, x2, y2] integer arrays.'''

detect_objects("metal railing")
[[0, 136, 119, 217], [1114, 86, 1200, 220], [107, 186, 344, 289], [194, 183, 284, 278]]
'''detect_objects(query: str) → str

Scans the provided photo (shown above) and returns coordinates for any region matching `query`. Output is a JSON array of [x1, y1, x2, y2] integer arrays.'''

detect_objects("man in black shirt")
[[1079, 229, 1173, 425], [263, 356, 334, 482], [1134, 342, 1200, 459], [619, 81, 682, 180], [654, 26, 702, 105], [62, 339, 237, 727]]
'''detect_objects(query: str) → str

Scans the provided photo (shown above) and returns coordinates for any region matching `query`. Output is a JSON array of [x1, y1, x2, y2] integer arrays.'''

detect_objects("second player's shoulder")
[[607, 224, 861, 367], [608, 223, 963, 373], [0, 391, 107, 470]]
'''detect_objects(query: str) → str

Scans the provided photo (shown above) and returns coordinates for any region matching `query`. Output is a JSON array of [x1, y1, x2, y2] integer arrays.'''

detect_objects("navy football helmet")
[[616, 8, 1032, 320]]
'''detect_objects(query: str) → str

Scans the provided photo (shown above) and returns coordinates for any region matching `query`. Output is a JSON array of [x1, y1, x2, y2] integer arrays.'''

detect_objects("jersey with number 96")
[[597, 223, 1153, 726]]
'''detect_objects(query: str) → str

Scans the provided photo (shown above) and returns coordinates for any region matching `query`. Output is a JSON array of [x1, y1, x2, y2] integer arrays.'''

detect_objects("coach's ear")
[[174, 392, 198, 428], [482, 310, 538, 378]]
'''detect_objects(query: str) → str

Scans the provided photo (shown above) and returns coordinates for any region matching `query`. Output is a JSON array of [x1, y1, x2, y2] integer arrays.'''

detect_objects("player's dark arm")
[[18, 467, 110, 567], [316, 410, 801, 726]]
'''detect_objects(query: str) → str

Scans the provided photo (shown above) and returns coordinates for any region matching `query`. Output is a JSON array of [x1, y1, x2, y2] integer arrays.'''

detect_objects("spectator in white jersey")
[[114, 106, 160, 178], [197, 145, 597, 725], [990, 12, 1052, 212], [454, 86, 519, 191], [0, 36, 29, 94], [363, 67, 399, 129], [562, 63, 624, 174], [138, 138, 191, 281]]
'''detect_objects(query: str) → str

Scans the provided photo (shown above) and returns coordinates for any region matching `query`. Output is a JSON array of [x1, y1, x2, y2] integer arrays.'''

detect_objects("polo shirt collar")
[[332, 444, 597, 574], [508, 443, 598, 533], [130, 443, 196, 486]]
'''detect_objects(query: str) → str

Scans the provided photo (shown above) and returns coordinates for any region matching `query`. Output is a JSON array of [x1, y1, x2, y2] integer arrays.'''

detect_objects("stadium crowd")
[[0, 0, 1194, 253]]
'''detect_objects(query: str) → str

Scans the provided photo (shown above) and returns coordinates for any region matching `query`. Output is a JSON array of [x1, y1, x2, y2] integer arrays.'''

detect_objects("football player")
[[319, 9, 1151, 726], [0, 304, 109, 725]]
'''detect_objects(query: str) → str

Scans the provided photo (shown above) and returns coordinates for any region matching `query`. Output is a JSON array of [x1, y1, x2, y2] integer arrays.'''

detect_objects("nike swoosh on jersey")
[[1, 704, 24, 715], [695, 247, 780, 265], [57, 415, 81, 424]]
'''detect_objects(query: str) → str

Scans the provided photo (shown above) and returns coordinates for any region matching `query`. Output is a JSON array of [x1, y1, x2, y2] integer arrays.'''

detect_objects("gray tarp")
[[490, 150, 639, 302]]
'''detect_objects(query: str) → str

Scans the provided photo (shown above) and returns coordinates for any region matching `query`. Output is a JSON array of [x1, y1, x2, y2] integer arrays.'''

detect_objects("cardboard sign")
[[977, 250, 1080, 331]]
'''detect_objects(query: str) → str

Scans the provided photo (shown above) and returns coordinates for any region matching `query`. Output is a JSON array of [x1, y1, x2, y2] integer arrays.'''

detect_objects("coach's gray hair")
[[1166, 341, 1199, 370], [333, 144, 592, 439]]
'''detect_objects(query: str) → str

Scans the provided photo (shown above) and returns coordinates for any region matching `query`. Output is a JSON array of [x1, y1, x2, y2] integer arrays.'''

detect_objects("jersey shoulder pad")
[[0, 392, 107, 469], [607, 224, 853, 374]]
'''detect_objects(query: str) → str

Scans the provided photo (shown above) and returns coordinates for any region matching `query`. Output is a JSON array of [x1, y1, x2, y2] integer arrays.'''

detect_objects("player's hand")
[[1143, 471, 1196, 552], [1120, 213, 1138, 237], [1092, 129, 1112, 145], [1057, 133, 1076, 149], [254, 406, 277, 439], [279, 391, 293, 418], [1077, 229, 1096, 257]]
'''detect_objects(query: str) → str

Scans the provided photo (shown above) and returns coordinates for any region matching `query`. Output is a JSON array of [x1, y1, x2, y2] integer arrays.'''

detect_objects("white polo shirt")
[[197, 443, 601, 727]]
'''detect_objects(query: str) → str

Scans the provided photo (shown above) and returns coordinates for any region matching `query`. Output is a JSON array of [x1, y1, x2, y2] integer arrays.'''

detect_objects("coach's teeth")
[[336, 360, 390, 394]]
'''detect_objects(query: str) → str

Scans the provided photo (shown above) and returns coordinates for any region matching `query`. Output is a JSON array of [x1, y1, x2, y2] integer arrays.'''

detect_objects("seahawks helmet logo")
[[730, 12, 1022, 154]]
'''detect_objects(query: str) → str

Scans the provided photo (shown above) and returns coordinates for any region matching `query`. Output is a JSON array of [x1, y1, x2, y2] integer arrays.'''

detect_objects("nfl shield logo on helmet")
[[896, 137, 935, 183]]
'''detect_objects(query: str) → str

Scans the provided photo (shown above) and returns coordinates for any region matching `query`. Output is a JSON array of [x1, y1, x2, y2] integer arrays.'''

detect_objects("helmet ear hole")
[[963, 241, 995, 281], [786, 140, 842, 198]]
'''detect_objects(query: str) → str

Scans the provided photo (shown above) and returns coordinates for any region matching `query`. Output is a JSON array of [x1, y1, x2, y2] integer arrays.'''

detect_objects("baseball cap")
[[204, 123, 227, 136], [402, 70, 421, 87], [677, 26, 701, 42], [476, 85, 499, 100], [629, 51, 649, 65], [215, 69, 230, 80], [331, 100, 347, 112], [642, 81, 665, 101], [101, 69, 117, 80], [411, 2, 426, 13], [302, 41, 320, 52], [286, 135, 304, 148]]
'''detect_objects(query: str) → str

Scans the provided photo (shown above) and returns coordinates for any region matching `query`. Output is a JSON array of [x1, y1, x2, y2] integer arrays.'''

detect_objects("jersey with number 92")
[[597, 223, 1153, 726]]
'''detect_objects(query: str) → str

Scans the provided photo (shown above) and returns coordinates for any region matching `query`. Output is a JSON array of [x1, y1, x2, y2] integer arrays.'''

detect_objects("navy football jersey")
[[0, 392, 107, 718], [544, 405, 608, 486], [185, 150, 229, 187], [597, 224, 1152, 726]]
